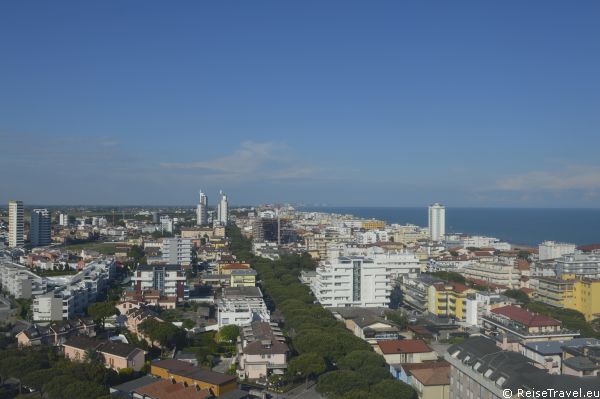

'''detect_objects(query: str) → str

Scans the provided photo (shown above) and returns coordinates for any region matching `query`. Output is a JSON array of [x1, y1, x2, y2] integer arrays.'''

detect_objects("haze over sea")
[[299, 207, 600, 247]]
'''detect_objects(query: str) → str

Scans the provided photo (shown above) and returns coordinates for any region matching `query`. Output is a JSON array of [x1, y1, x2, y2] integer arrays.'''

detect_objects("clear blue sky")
[[1, 1, 600, 207]]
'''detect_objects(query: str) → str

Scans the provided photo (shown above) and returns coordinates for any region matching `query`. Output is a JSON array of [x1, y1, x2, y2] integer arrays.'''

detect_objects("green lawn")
[[62, 242, 128, 255]]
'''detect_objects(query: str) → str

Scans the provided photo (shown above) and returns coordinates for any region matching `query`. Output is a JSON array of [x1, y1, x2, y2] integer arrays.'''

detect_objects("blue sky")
[[1, 1, 600, 207]]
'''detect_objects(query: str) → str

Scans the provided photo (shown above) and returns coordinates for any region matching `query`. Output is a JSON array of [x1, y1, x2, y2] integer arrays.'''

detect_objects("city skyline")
[[2, 1, 600, 207]]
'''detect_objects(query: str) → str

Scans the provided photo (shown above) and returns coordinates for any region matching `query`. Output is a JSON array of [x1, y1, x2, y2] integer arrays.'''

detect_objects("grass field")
[[62, 242, 129, 255]]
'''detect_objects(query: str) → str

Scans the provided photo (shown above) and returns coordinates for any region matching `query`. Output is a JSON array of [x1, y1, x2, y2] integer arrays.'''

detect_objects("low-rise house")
[[520, 338, 600, 375], [150, 359, 237, 397], [237, 321, 289, 380], [410, 363, 451, 399], [483, 305, 578, 344], [62, 336, 145, 371], [331, 307, 401, 345], [376, 339, 438, 364], [16, 318, 95, 347]]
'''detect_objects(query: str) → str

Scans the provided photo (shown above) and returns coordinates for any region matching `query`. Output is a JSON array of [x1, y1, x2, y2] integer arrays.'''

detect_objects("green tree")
[[288, 353, 326, 386], [216, 325, 240, 343], [87, 302, 116, 329], [338, 350, 386, 371], [370, 379, 416, 399], [316, 370, 369, 399], [503, 289, 530, 305]]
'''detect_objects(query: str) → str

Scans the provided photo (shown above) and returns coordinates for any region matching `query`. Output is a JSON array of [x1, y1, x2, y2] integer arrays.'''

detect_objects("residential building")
[[30, 208, 51, 247], [536, 275, 600, 321], [161, 237, 193, 265], [59, 212, 69, 226], [196, 189, 209, 226], [428, 281, 475, 321], [132, 264, 187, 300], [8, 200, 24, 247], [0, 262, 47, 299], [520, 338, 600, 375], [401, 274, 442, 313], [555, 252, 600, 279], [464, 292, 515, 327], [376, 339, 438, 364], [311, 249, 419, 308], [428, 203, 445, 242], [331, 307, 401, 345], [445, 337, 600, 399], [159, 216, 173, 233], [237, 321, 289, 380], [16, 318, 96, 347], [539, 241, 576, 261], [132, 378, 212, 399], [460, 262, 520, 289], [217, 286, 269, 327], [217, 190, 228, 225], [230, 269, 257, 287], [482, 305, 578, 343], [150, 359, 237, 397], [63, 337, 145, 371], [389, 361, 450, 399]]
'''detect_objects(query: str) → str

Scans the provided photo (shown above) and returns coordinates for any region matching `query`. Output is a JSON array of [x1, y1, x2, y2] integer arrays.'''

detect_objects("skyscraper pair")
[[196, 190, 228, 226]]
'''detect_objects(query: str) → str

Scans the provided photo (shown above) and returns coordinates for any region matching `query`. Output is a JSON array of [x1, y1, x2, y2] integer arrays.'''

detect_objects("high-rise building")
[[196, 190, 208, 226], [538, 241, 576, 261], [217, 190, 228, 225], [30, 209, 51, 247], [8, 200, 24, 248], [161, 237, 193, 265], [58, 213, 69, 227], [428, 203, 445, 242]]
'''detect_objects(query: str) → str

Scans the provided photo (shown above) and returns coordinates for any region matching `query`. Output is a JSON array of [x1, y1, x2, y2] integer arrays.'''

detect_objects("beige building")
[[237, 321, 289, 380], [63, 337, 145, 371], [376, 339, 438, 364]]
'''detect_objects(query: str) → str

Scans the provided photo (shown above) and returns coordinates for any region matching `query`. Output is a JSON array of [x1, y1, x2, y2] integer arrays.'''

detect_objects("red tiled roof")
[[378, 339, 432, 354], [135, 379, 211, 399], [491, 305, 561, 327], [410, 364, 450, 386], [222, 263, 250, 270]]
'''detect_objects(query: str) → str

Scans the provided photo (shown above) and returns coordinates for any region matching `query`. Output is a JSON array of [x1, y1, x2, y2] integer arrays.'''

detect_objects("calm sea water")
[[298, 207, 600, 247]]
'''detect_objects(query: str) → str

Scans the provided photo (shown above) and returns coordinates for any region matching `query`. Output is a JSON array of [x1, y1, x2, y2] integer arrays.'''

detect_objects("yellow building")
[[428, 281, 474, 320], [537, 275, 600, 321], [230, 269, 257, 287], [362, 219, 385, 230], [151, 359, 237, 396]]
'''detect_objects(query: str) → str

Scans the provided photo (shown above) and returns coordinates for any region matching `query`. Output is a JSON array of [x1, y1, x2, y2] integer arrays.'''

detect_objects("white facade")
[[8, 200, 24, 248], [196, 190, 208, 226], [428, 203, 445, 242], [30, 209, 51, 247], [217, 287, 269, 327], [160, 216, 173, 233], [555, 251, 600, 278], [131, 264, 187, 299], [217, 190, 229, 225], [161, 237, 193, 265], [0, 262, 47, 299], [311, 248, 419, 308], [460, 262, 520, 288], [539, 241, 576, 261], [59, 213, 69, 226]]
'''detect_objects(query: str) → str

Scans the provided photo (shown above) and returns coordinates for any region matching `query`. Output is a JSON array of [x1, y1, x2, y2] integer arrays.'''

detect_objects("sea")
[[298, 207, 600, 247]]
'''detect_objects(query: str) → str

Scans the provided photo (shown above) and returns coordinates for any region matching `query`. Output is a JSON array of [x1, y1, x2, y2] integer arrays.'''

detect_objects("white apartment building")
[[355, 230, 388, 244], [460, 262, 520, 288], [196, 190, 208, 226], [30, 209, 51, 247], [539, 241, 576, 261], [59, 213, 69, 226], [161, 237, 193, 265], [159, 216, 173, 233], [8, 200, 24, 248], [131, 264, 187, 300], [217, 190, 229, 225], [217, 287, 269, 327], [464, 292, 515, 327], [32, 259, 115, 321], [311, 248, 420, 308], [555, 251, 600, 278], [0, 262, 47, 299], [428, 203, 445, 242]]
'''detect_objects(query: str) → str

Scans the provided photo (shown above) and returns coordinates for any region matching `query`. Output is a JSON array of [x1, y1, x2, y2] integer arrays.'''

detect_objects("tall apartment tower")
[[217, 190, 229, 225], [196, 190, 208, 226], [428, 203, 446, 242], [58, 212, 69, 226], [31, 209, 52, 247], [8, 200, 24, 248]]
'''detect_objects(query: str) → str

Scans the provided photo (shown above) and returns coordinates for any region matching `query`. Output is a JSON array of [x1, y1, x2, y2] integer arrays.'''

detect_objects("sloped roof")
[[134, 379, 212, 399], [491, 305, 561, 327], [378, 339, 433, 354]]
